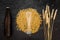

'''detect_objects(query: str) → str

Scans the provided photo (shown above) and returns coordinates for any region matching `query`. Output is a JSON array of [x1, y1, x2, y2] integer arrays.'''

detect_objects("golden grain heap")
[[16, 8, 42, 34]]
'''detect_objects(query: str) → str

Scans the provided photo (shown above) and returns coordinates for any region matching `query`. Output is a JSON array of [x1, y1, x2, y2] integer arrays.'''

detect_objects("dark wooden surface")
[[0, 0, 60, 40]]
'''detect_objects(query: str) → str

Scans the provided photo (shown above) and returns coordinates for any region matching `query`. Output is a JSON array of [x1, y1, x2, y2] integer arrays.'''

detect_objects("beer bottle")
[[4, 7, 12, 38]]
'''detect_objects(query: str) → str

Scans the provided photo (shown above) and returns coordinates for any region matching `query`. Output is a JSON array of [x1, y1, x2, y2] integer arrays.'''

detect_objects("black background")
[[0, 0, 60, 40]]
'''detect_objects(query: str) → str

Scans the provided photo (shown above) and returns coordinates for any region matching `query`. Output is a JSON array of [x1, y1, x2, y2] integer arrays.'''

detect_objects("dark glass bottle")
[[4, 7, 12, 38]]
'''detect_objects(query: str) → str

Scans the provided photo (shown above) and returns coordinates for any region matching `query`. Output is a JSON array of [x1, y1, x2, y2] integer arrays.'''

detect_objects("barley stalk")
[[53, 9, 58, 20], [43, 5, 57, 40]]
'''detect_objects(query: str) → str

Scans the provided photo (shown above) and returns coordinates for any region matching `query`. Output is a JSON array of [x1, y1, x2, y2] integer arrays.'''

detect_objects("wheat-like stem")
[[43, 5, 57, 40]]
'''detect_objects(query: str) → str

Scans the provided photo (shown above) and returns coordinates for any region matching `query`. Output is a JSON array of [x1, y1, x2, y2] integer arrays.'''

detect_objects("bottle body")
[[4, 7, 12, 37]]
